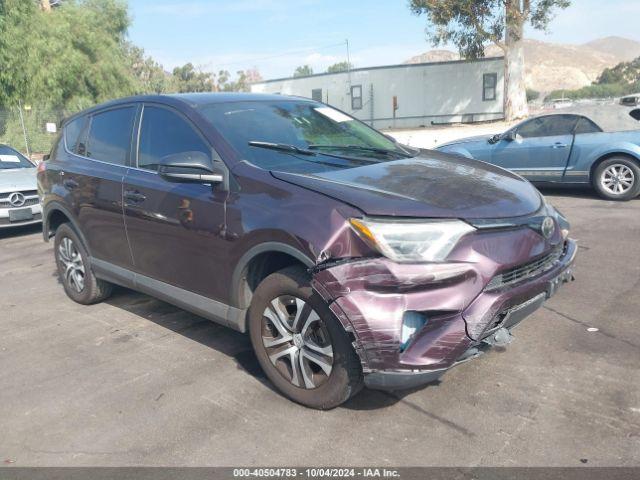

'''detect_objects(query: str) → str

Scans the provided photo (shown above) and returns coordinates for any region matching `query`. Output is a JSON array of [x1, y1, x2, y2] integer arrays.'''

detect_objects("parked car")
[[38, 93, 576, 409], [0, 144, 42, 228], [620, 93, 640, 107], [437, 108, 640, 201]]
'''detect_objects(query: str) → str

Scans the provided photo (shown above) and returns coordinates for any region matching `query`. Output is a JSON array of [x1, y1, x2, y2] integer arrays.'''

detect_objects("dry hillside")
[[404, 36, 640, 92]]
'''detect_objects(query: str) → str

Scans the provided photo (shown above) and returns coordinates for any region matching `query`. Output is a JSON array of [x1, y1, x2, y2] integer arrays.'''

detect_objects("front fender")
[[436, 145, 475, 159]]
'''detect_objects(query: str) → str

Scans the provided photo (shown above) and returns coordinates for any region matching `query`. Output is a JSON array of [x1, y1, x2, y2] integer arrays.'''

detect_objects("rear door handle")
[[124, 190, 146, 203], [63, 179, 79, 190], [552, 143, 568, 149]]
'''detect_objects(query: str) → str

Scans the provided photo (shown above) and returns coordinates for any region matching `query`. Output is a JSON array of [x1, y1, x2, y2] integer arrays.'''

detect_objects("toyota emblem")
[[541, 216, 555, 239], [8, 192, 26, 208]]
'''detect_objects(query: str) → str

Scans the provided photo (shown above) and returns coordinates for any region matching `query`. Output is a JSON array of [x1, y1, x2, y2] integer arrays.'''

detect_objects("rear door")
[[63, 106, 137, 268], [122, 104, 230, 301], [491, 115, 577, 181]]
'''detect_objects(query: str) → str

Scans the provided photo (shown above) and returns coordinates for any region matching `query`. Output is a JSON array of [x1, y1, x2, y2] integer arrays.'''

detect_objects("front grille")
[[0, 190, 40, 208], [0, 197, 39, 208], [486, 244, 565, 291]]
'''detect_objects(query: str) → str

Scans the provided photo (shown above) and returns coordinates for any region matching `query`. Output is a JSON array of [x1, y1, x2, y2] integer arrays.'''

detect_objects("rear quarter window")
[[64, 116, 87, 153]]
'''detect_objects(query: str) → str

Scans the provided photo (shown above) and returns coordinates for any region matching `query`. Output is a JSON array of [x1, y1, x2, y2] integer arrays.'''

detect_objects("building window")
[[351, 85, 363, 110], [483, 73, 497, 101], [311, 89, 323, 102]]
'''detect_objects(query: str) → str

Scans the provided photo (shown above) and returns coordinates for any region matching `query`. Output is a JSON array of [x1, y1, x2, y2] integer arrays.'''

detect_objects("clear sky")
[[127, 0, 640, 79]]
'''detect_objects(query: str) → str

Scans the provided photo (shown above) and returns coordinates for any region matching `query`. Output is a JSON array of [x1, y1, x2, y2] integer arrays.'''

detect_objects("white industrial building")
[[251, 57, 505, 129]]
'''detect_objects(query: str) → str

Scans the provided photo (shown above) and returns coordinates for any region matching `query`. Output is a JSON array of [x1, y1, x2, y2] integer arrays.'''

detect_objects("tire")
[[54, 223, 113, 305], [248, 266, 363, 409], [593, 157, 640, 201]]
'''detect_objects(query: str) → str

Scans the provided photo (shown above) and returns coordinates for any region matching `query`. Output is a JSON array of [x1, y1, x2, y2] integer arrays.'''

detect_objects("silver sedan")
[[0, 144, 42, 228]]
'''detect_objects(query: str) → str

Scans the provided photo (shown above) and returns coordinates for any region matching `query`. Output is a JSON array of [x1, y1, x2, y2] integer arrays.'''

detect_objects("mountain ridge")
[[404, 36, 640, 92]]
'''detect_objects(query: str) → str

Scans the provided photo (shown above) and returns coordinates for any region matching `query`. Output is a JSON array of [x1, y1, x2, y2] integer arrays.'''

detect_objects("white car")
[[0, 144, 42, 228]]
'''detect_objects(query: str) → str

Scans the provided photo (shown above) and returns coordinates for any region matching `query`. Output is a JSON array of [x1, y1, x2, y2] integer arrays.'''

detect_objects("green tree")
[[170, 63, 216, 93], [294, 65, 314, 77], [0, 0, 138, 111], [125, 43, 169, 94], [409, 0, 571, 121], [326, 61, 353, 73]]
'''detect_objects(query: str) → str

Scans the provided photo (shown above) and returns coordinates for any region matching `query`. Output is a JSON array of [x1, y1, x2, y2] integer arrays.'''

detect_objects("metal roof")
[[254, 56, 505, 84]]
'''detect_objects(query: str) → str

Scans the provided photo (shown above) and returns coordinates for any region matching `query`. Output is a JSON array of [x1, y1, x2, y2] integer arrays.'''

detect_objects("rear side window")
[[64, 116, 86, 153], [574, 117, 602, 134], [86, 107, 136, 166], [137, 106, 211, 171]]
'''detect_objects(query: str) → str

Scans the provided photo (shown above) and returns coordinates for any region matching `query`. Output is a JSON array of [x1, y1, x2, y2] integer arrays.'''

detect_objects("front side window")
[[86, 107, 136, 165], [483, 73, 497, 101], [137, 106, 211, 171], [516, 115, 578, 138], [197, 100, 412, 173], [0, 145, 33, 170]]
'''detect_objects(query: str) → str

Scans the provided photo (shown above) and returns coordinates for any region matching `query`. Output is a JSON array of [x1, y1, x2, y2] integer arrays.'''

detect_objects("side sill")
[[91, 258, 248, 333]]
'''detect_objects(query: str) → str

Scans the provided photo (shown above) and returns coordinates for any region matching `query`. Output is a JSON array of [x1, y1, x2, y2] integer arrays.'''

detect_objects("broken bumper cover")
[[313, 236, 577, 391]]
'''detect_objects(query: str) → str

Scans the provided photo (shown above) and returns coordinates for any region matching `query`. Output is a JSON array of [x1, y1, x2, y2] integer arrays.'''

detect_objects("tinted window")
[[138, 106, 211, 171], [517, 115, 578, 138], [64, 116, 86, 153], [574, 117, 602, 134], [0, 145, 33, 169], [86, 107, 135, 165]]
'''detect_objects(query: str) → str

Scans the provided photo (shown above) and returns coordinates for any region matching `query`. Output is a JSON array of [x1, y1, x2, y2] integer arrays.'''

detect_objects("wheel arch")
[[231, 242, 315, 310], [43, 203, 91, 255]]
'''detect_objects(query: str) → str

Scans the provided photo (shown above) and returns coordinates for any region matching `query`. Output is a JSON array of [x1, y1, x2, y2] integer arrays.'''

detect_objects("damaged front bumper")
[[312, 236, 577, 391]]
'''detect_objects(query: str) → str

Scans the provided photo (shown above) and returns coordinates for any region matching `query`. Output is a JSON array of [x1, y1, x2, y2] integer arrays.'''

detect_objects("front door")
[[123, 104, 229, 301], [491, 115, 577, 182]]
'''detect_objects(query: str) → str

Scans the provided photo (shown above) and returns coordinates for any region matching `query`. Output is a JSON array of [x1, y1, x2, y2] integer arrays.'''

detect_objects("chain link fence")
[[0, 106, 67, 161]]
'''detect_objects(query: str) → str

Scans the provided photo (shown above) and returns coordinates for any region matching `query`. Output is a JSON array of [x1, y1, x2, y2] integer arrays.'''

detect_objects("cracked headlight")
[[349, 217, 476, 263]]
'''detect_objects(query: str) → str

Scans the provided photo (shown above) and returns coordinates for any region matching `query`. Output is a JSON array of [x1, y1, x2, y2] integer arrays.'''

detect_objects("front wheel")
[[248, 266, 363, 409], [593, 157, 640, 201]]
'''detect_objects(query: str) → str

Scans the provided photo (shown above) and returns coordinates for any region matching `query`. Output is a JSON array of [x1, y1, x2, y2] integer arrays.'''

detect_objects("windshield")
[[0, 146, 34, 170], [197, 100, 415, 173]]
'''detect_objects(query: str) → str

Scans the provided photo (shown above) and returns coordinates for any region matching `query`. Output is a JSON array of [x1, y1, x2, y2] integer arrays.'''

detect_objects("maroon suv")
[[38, 93, 576, 409]]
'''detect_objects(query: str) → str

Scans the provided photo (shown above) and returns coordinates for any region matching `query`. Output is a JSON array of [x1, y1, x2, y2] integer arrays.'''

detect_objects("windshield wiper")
[[248, 141, 316, 156], [308, 144, 413, 158], [248, 140, 379, 166]]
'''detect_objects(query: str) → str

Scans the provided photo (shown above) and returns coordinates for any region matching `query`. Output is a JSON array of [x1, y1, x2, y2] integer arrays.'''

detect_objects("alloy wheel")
[[261, 295, 334, 389], [601, 164, 635, 195], [58, 237, 85, 293]]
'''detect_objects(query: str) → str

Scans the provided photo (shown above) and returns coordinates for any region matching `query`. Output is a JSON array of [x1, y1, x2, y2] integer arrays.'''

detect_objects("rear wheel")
[[593, 157, 640, 201], [249, 266, 363, 409], [54, 223, 113, 304]]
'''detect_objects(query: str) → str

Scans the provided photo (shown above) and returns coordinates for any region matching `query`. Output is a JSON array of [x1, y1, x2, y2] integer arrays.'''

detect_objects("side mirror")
[[157, 151, 224, 184], [383, 133, 398, 143]]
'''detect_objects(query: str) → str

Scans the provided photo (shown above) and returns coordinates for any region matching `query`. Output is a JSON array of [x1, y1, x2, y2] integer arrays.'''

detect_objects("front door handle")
[[551, 143, 568, 149], [63, 179, 79, 190], [124, 190, 146, 203]]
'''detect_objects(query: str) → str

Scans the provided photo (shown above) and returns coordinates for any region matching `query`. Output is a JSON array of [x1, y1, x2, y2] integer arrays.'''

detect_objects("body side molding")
[[91, 258, 248, 332]]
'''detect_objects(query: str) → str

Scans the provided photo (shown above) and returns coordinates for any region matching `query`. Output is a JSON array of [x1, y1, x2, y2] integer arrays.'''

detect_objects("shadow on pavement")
[[0, 223, 41, 239]]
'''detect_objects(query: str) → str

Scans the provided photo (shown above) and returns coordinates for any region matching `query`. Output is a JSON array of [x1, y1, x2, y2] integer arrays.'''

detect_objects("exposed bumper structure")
[[313, 229, 577, 391]]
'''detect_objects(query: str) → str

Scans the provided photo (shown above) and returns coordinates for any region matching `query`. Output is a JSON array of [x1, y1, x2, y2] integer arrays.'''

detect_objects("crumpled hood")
[[437, 134, 495, 148], [271, 151, 542, 219], [0, 168, 37, 193]]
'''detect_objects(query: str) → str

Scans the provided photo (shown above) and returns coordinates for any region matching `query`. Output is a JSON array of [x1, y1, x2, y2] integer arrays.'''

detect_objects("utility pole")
[[40, 0, 51, 12]]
